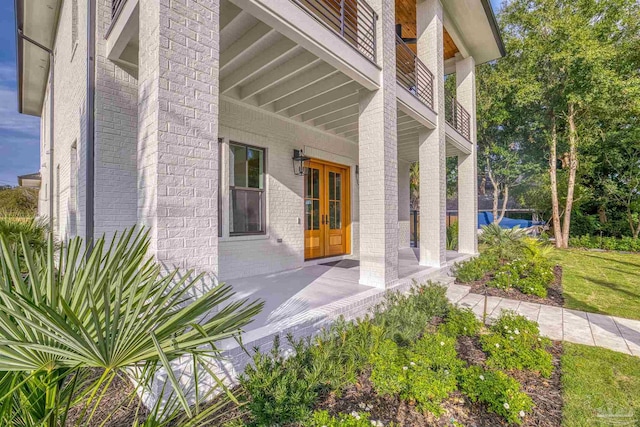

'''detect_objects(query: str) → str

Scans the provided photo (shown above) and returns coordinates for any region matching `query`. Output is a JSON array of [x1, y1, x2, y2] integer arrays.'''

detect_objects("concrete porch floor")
[[223, 248, 472, 350]]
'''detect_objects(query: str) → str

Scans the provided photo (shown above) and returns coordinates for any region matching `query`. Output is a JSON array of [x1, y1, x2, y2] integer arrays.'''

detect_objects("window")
[[229, 142, 265, 235]]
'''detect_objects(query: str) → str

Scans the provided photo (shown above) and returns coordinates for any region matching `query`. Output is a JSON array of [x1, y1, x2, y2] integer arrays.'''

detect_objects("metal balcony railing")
[[293, 0, 377, 63], [445, 92, 471, 141], [395, 35, 434, 111], [112, 0, 126, 19]]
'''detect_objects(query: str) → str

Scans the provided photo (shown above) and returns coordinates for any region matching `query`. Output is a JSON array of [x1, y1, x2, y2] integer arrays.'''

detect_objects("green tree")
[[493, 0, 640, 247]]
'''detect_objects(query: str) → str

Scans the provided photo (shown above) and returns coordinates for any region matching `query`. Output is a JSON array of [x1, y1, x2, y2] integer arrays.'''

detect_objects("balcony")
[[445, 92, 471, 141], [112, 0, 127, 20], [292, 0, 377, 63], [395, 35, 434, 111]]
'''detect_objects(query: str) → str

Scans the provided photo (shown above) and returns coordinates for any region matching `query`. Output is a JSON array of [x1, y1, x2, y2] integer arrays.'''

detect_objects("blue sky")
[[0, 0, 503, 186]]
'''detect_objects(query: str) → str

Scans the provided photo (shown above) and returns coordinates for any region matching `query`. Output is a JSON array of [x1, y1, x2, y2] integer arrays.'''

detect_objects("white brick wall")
[[218, 100, 359, 280], [38, 0, 88, 242], [456, 56, 479, 254], [94, 0, 139, 240], [138, 0, 220, 276], [357, 0, 399, 288], [398, 160, 411, 248], [417, 0, 447, 268]]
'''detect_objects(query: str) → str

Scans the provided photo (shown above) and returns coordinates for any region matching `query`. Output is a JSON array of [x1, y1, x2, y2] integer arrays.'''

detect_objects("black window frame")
[[229, 141, 266, 236]]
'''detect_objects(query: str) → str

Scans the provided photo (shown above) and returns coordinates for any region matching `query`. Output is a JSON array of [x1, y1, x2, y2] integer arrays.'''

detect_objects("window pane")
[[336, 173, 341, 200], [335, 201, 341, 229], [247, 148, 263, 189], [329, 172, 335, 200], [305, 200, 312, 230], [313, 199, 319, 230], [230, 144, 247, 188], [305, 169, 311, 198], [312, 168, 319, 199], [230, 189, 263, 234]]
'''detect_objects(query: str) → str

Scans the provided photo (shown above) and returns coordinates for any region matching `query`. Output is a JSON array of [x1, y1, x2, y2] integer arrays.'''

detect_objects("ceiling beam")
[[220, 2, 243, 31], [286, 82, 360, 117], [274, 73, 352, 113], [301, 93, 359, 122], [313, 105, 359, 126], [333, 122, 359, 135], [220, 22, 273, 72], [220, 38, 297, 94], [322, 114, 359, 131], [257, 62, 337, 106], [239, 52, 319, 100]]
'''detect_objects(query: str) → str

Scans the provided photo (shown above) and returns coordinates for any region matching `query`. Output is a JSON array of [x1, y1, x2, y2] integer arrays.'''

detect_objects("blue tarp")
[[478, 212, 545, 229]]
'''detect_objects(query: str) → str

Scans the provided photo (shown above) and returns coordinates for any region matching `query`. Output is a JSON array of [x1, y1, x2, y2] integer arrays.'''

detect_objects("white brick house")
[[15, 0, 503, 296]]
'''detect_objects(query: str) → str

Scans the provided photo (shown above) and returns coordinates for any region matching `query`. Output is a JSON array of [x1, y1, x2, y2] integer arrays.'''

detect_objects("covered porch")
[[224, 248, 472, 346]]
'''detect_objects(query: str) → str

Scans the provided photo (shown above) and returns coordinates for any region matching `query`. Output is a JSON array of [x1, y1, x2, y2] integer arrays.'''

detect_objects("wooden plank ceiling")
[[395, 0, 459, 59]]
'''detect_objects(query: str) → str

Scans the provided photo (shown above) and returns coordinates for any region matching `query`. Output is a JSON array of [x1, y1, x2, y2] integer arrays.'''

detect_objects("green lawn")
[[551, 249, 640, 320], [562, 343, 640, 426]]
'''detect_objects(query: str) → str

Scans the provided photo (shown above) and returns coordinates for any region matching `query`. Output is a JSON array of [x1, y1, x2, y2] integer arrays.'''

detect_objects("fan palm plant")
[[0, 228, 263, 426], [479, 223, 526, 260]]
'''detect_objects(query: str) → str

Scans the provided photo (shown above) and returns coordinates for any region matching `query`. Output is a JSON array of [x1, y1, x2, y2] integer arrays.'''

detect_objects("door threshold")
[[304, 254, 350, 267]]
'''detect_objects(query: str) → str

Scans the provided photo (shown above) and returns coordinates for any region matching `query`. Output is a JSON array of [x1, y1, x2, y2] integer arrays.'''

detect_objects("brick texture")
[[357, 0, 399, 288], [138, 0, 220, 276], [417, 0, 447, 267]]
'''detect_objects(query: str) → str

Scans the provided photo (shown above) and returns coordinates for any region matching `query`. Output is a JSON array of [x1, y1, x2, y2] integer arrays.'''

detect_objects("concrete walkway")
[[446, 284, 640, 357]]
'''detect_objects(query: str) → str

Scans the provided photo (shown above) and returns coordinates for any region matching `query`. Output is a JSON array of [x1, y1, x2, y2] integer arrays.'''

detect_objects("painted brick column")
[[358, 0, 398, 288], [417, 0, 447, 267], [456, 55, 478, 254], [138, 0, 220, 276], [398, 160, 411, 248]]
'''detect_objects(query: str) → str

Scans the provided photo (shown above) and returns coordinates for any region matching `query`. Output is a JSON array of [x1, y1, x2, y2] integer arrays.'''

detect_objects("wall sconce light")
[[355, 165, 359, 185], [292, 149, 311, 176]]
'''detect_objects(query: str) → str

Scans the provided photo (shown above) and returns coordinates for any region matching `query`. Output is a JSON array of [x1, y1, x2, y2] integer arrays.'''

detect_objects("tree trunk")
[[627, 208, 640, 239], [561, 103, 578, 249], [487, 159, 500, 224], [549, 115, 563, 248], [498, 185, 509, 223]]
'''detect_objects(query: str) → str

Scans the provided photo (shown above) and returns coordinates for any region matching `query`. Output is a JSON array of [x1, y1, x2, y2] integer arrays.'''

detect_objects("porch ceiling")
[[220, 0, 363, 143]]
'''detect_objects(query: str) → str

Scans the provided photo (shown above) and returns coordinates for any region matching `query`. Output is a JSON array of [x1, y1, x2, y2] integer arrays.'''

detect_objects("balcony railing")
[[445, 92, 471, 141], [292, 0, 377, 63], [395, 35, 434, 111], [112, 0, 126, 19]]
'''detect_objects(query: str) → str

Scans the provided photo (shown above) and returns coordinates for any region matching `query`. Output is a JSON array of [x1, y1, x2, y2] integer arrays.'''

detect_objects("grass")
[[562, 343, 640, 426], [551, 249, 640, 320]]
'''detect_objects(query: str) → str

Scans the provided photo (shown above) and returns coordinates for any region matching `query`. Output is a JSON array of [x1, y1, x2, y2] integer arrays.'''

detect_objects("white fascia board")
[[228, 0, 380, 91], [445, 123, 472, 155], [442, 0, 504, 65], [106, 0, 140, 64], [396, 84, 437, 130], [16, 0, 62, 116]]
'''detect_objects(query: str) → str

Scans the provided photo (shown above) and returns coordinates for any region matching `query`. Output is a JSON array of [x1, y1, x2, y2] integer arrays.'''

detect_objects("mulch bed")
[[465, 265, 565, 307], [312, 337, 564, 427]]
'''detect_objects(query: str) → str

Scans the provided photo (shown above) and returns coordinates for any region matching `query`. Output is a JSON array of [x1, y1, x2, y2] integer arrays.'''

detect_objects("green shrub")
[[0, 216, 49, 252], [240, 336, 318, 426], [569, 235, 640, 252], [439, 306, 481, 337], [453, 253, 500, 283], [459, 366, 534, 425], [370, 333, 463, 415], [488, 258, 553, 297], [306, 410, 391, 427], [446, 221, 459, 251], [481, 311, 553, 377], [372, 283, 449, 345], [309, 318, 378, 392]]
